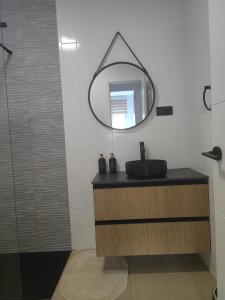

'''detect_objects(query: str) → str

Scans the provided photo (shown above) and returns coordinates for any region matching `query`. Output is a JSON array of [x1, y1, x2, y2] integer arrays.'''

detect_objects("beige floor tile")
[[52, 252, 216, 300]]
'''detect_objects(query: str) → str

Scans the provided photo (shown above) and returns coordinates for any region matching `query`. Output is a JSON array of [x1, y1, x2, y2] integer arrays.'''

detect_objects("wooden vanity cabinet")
[[92, 169, 211, 257]]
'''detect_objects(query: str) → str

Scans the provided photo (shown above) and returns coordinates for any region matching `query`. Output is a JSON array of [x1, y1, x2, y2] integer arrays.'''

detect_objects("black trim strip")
[[93, 180, 208, 189], [95, 216, 209, 226]]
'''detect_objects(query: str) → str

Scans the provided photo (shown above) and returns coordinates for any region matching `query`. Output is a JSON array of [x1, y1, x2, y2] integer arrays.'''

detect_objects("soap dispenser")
[[109, 153, 117, 173], [98, 154, 106, 174]]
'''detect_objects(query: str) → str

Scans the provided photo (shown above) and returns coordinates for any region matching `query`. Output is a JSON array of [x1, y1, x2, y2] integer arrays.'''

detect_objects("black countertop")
[[92, 168, 208, 189]]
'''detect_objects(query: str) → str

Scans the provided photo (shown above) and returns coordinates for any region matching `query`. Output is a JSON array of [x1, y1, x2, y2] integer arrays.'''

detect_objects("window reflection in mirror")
[[110, 86, 136, 129], [88, 62, 155, 130]]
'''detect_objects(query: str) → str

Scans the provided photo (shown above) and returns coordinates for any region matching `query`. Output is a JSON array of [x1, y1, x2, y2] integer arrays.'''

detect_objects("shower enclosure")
[[0, 19, 22, 299], [0, 0, 71, 298], [0, 20, 17, 256]]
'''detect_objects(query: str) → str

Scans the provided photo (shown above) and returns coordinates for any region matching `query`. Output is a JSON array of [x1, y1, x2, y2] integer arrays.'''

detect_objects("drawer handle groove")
[[95, 216, 209, 225]]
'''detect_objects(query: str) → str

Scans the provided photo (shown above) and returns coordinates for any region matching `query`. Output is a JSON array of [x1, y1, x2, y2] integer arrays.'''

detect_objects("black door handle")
[[202, 146, 222, 161]]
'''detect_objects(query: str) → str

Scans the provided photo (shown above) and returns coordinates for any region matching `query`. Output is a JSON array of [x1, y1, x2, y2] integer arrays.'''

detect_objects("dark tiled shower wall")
[[0, 32, 18, 254], [0, 0, 71, 252]]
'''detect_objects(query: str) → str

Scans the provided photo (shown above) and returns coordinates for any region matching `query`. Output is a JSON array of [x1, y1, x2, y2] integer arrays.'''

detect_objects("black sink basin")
[[126, 159, 167, 179]]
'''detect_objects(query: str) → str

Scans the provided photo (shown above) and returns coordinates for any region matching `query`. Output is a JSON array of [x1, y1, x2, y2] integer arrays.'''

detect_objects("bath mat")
[[60, 250, 128, 300]]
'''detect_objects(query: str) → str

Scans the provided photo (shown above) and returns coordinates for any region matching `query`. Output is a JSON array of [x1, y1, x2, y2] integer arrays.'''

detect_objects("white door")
[[209, 0, 225, 298]]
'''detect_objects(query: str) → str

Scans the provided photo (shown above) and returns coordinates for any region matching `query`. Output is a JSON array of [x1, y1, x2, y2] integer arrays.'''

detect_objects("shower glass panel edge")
[[0, 15, 22, 299]]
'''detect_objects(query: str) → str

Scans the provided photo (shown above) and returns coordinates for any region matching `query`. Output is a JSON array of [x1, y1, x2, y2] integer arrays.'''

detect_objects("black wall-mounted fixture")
[[0, 21, 13, 55], [156, 106, 173, 116], [203, 85, 211, 111], [0, 22, 8, 28], [202, 146, 222, 161]]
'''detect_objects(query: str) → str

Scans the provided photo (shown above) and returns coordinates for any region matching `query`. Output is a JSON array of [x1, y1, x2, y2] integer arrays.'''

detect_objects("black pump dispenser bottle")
[[98, 154, 106, 174], [109, 153, 117, 173]]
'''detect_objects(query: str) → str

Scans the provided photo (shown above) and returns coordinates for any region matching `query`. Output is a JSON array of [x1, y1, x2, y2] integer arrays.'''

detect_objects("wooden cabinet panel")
[[94, 184, 209, 221], [95, 221, 210, 257]]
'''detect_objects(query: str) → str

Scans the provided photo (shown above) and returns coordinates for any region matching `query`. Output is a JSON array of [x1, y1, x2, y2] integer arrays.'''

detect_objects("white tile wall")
[[209, 0, 225, 106], [56, 0, 191, 250]]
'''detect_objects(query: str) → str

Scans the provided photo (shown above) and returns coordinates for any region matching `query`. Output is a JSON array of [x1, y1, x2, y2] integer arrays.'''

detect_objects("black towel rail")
[[203, 85, 212, 111], [202, 146, 222, 161]]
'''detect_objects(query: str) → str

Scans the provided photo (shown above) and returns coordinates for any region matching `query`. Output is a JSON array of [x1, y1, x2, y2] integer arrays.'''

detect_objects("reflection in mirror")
[[89, 62, 155, 130]]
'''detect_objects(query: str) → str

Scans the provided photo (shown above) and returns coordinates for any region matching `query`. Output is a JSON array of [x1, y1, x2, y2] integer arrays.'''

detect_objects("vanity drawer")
[[95, 221, 210, 256], [94, 184, 209, 221]]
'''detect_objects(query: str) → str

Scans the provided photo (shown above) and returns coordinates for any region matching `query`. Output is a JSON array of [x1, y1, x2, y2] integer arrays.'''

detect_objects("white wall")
[[208, 0, 225, 294], [184, 0, 216, 277], [56, 0, 196, 251]]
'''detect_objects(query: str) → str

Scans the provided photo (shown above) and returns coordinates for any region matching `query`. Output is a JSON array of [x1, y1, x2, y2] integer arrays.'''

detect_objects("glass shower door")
[[0, 19, 22, 299]]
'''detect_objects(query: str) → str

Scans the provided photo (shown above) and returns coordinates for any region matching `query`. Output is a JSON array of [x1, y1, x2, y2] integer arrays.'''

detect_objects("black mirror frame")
[[88, 61, 155, 130]]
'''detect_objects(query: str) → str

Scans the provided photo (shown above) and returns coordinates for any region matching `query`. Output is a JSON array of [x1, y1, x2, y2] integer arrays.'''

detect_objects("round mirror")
[[88, 62, 155, 130]]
